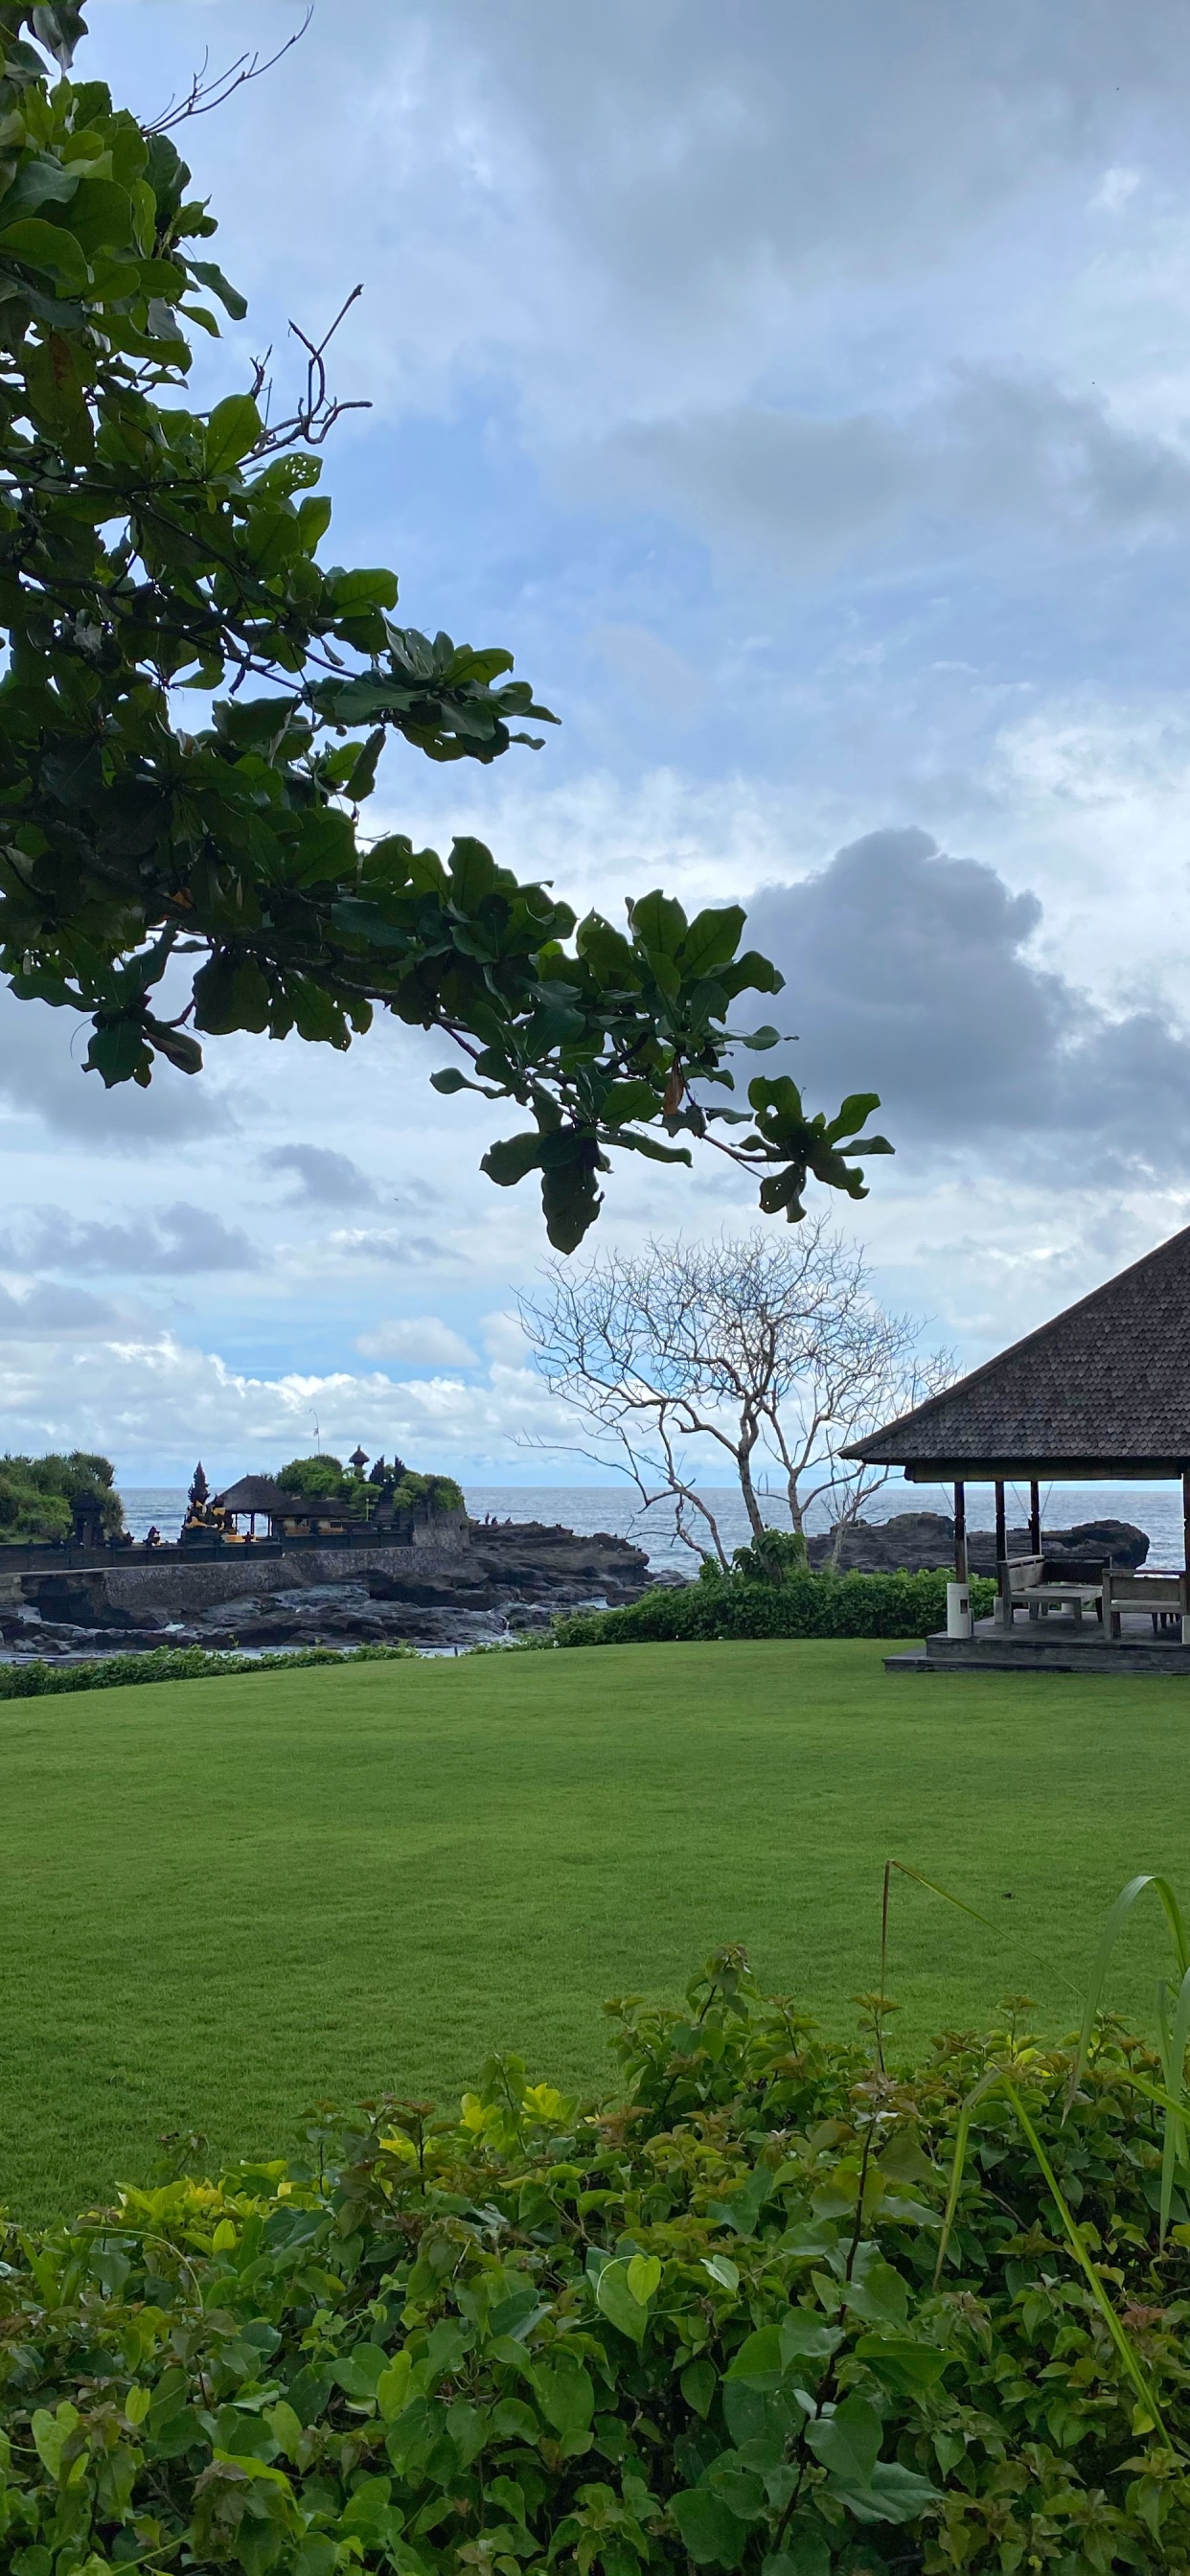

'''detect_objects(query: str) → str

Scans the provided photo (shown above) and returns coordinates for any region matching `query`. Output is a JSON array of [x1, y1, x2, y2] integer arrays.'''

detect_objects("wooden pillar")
[[995, 1480, 1007, 1567], [953, 1481, 968, 1584], [1182, 1472, 1190, 1578], [1029, 1480, 1041, 1554]]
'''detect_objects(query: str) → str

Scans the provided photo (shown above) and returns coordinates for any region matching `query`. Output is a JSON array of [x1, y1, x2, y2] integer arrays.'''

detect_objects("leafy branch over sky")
[[0, 2, 891, 1247]]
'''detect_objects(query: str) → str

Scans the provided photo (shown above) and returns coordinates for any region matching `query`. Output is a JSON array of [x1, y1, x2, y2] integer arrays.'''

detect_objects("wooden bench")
[[1102, 1569, 1190, 1641]]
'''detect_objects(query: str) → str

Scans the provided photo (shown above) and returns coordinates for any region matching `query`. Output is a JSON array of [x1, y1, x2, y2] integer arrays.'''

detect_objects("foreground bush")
[[556, 1568, 996, 1646], [4, 1951, 1190, 2574]]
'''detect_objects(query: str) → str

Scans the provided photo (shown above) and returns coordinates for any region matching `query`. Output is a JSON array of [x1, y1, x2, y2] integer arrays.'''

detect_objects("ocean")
[[119, 1481, 1188, 1568]]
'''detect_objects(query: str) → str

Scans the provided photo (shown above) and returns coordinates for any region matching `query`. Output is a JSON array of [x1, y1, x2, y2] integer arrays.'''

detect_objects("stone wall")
[[9, 1514, 470, 1624]]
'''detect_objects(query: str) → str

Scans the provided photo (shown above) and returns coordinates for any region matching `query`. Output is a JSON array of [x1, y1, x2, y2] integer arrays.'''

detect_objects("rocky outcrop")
[[0, 1517, 660, 1659], [807, 1511, 1150, 1575]]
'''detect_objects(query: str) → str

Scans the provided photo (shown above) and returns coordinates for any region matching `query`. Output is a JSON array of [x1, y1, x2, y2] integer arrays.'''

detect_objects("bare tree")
[[519, 1225, 954, 1569]]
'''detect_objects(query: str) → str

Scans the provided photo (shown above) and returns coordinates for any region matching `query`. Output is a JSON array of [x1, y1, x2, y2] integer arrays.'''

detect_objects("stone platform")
[[886, 1611, 1190, 1678]]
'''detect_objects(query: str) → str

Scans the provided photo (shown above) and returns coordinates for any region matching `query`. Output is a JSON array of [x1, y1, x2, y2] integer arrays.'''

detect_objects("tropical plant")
[[275, 1455, 356, 1504], [0, 1445, 121, 1542], [0, 4, 891, 1250], [554, 1566, 995, 1644], [7, 1933, 1190, 2572]]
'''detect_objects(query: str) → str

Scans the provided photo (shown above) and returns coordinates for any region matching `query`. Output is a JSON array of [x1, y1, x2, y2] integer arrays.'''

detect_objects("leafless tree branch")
[[148, 8, 314, 134], [519, 1227, 955, 1567]]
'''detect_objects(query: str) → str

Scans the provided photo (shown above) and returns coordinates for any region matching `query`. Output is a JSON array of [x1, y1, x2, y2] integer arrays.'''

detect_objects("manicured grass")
[[3, 1639, 1189, 2221]]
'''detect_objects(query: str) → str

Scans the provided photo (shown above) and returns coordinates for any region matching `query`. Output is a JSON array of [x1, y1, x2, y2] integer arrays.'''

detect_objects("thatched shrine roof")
[[845, 1223, 1190, 1481]]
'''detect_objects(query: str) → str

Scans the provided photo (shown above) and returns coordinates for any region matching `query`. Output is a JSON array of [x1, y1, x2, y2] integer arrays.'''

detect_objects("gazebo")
[[844, 1223, 1190, 1631]]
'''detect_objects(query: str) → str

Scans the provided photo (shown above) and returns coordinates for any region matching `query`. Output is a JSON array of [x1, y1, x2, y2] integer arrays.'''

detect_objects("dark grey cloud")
[[332, 1227, 455, 1266], [261, 1143, 380, 1208], [436, 2, 1190, 313], [0, 1278, 126, 1336], [744, 828, 1190, 1182], [594, 375, 1190, 574], [0, 985, 231, 1148], [0, 1202, 260, 1277]]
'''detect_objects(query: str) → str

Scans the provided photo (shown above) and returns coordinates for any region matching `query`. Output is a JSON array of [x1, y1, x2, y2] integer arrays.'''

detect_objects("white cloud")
[[0, 1324, 571, 1484], [355, 1316, 479, 1367], [1092, 167, 1142, 214]]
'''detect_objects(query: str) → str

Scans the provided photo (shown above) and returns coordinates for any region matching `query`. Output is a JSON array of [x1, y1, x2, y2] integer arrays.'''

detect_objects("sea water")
[[119, 1482, 1186, 1570]]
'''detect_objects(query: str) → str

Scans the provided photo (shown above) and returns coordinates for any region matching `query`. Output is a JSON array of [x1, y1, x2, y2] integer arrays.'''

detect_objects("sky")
[[7, 0, 1190, 1489]]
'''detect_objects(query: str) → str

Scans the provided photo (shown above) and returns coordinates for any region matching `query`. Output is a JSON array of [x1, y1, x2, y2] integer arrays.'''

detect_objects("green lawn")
[[3, 1639, 1189, 2221]]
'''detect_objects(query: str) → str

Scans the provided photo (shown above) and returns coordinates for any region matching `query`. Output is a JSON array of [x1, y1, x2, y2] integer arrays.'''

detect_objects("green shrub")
[[556, 1567, 996, 1645], [0, 1642, 416, 1700], [729, 1528, 809, 1582], [277, 1456, 356, 1504], [0, 1449, 123, 1545], [391, 1469, 466, 1516], [4, 1945, 1190, 2572]]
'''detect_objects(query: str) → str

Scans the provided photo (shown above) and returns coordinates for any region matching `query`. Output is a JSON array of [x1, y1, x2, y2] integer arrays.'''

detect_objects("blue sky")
[[6, 0, 1190, 1485]]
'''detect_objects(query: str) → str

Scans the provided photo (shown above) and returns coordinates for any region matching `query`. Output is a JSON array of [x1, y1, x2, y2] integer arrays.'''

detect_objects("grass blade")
[[881, 1859, 994, 2006], [931, 2066, 1002, 2290], [1068, 1874, 1190, 2113], [1158, 1964, 1190, 2244], [1001, 2075, 1174, 2448]]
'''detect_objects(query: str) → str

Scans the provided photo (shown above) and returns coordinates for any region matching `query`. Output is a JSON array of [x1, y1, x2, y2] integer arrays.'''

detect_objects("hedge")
[[0, 1640, 416, 1700], [4, 1946, 1190, 2572], [555, 1568, 996, 1646]]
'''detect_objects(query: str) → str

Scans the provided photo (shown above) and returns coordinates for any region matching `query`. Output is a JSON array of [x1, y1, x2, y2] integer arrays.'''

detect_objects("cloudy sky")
[[7, 0, 1190, 1487]]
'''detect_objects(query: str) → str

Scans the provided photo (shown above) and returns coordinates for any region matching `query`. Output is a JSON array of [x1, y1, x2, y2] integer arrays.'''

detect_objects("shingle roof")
[[844, 1223, 1190, 1476], [214, 1477, 300, 1513]]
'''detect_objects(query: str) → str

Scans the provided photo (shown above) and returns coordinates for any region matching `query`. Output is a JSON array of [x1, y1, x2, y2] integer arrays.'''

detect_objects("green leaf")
[[671, 2488, 748, 2569], [429, 1067, 474, 1094], [780, 2312, 842, 2363], [376, 2350, 414, 2421], [535, 2353, 594, 2445], [677, 905, 745, 978], [844, 2253, 908, 2327], [700, 2254, 740, 2291], [85, 1019, 150, 1087], [805, 2394, 881, 2487], [681, 2357, 718, 2418], [600, 1077, 660, 1126], [541, 1155, 603, 1254], [32, 6, 87, 70], [31, 2402, 79, 2481], [0, 215, 89, 290], [764, 2541, 832, 2576], [187, 256, 248, 319], [595, 2255, 650, 2344], [626, 2252, 661, 2304], [613, 1131, 692, 1165], [855, 2333, 949, 2394], [448, 835, 499, 908], [24, 330, 93, 459], [266, 2399, 306, 2460], [726, 2324, 784, 2381], [482, 1132, 545, 1188], [291, 805, 355, 886], [329, 565, 400, 612], [204, 392, 263, 476], [843, 2462, 945, 2525], [629, 888, 688, 955], [193, 955, 271, 1036], [826, 1091, 882, 1139], [331, 2342, 390, 2404]]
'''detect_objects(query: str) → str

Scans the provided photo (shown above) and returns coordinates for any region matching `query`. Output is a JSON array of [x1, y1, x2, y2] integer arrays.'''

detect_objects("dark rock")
[[805, 1509, 1150, 1576], [468, 1519, 652, 1597]]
